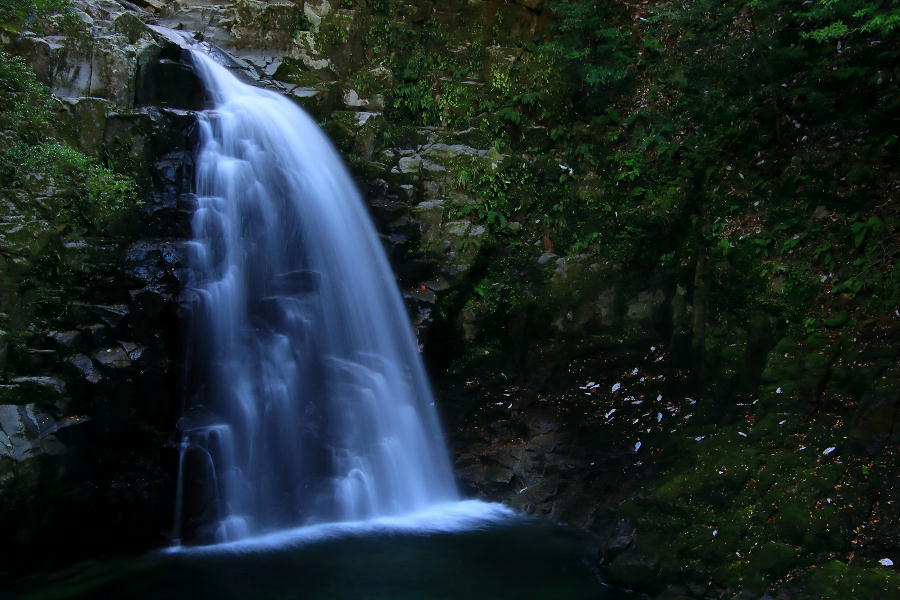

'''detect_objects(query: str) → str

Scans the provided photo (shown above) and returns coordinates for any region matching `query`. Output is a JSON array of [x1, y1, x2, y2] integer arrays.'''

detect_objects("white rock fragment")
[[823, 447, 836, 455], [879, 558, 894, 567], [738, 431, 748, 437], [776, 387, 783, 394], [657, 394, 663, 402], [634, 441, 642, 452], [657, 413, 663, 422], [695, 435, 705, 441], [611, 383, 621, 392], [779, 419, 787, 425], [604, 409, 616, 419], [712, 529, 718, 536], [631, 368, 639, 375]]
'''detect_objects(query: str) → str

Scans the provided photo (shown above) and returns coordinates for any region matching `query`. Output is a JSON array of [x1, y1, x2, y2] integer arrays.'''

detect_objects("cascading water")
[[174, 47, 458, 544]]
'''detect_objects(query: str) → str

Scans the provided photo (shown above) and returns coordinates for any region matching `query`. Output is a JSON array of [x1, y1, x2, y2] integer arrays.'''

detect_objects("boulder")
[[8, 376, 66, 403], [604, 544, 663, 592], [135, 54, 205, 110], [94, 346, 131, 369], [0, 403, 87, 461], [67, 353, 102, 384], [847, 383, 900, 455]]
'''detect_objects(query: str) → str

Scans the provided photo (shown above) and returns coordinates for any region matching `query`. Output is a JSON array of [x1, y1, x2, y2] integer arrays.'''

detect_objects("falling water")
[[174, 48, 458, 544]]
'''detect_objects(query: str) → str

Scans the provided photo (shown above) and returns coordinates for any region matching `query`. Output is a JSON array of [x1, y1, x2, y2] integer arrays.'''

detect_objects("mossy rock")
[[846, 373, 900, 455], [805, 560, 900, 600], [803, 506, 844, 550], [272, 57, 323, 86], [604, 543, 664, 592], [760, 338, 802, 384], [772, 499, 811, 546], [824, 311, 850, 329], [746, 541, 800, 578]]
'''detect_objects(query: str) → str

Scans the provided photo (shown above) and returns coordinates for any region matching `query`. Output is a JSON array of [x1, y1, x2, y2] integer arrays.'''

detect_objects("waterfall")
[[174, 48, 458, 545]]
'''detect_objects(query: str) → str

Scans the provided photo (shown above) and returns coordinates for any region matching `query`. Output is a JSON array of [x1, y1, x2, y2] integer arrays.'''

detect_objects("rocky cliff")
[[0, 0, 206, 576]]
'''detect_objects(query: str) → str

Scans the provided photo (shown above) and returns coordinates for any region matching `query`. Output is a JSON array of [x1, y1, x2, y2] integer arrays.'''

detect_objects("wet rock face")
[[0, 0, 204, 578], [7, 0, 154, 107], [135, 48, 205, 110]]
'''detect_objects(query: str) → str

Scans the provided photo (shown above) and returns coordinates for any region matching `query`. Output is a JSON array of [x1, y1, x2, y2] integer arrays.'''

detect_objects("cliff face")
[[0, 0, 205, 576], [1, 1, 897, 598]]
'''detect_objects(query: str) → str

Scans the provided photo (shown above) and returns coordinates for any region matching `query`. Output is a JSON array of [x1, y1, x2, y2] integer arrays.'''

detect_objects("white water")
[[175, 48, 458, 544], [168, 501, 518, 555]]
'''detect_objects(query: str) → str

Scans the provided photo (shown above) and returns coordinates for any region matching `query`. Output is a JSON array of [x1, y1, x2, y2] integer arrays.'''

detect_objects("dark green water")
[[4, 519, 630, 600]]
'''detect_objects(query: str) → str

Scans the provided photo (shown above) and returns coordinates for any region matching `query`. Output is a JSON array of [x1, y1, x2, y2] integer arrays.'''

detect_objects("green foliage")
[[0, 52, 138, 233], [542, 0, 637, 106], [806, 560, 900, 599], [288, 5, 313, 35], [354, 0, 897, 354], [450, 155, 517, 230], [1, 142, 137, 230], [316, 10, 351, 49], [850, 216, 884, 249], [804, 20, 850, 41], [391, 74, 440, 126], [0, 50, 57, 140], [798, 0, 900, 39], [0, 0, 68, 31]]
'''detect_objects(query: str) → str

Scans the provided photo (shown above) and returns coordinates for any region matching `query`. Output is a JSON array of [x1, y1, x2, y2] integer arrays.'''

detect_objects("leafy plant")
[[0, 0, 69, 31], [1, 142, 138, 231]]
